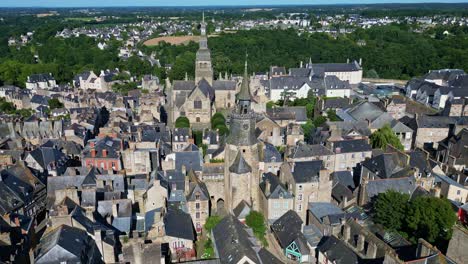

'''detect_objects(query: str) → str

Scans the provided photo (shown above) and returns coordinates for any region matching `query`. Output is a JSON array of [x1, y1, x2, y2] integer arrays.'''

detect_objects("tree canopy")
[[245, 210, 268, 247], [175, 116, 190, 128], [211, 112, 229, 136], [48, 98, 64, 110], [373, 191, 457, 250], [370, 124, 404, 151]]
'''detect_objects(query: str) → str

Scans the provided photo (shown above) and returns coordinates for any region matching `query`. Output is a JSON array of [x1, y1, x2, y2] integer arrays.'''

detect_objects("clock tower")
[[224, 59, 260, 212]]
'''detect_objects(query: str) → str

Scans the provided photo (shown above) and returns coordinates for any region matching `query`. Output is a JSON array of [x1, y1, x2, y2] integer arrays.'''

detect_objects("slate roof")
[[408, 151, 434, 177], [0, 165, 45, 209], [346, 101, 385, 122], [232, 200, 251, 220], [82, 136, 122, 159], [416, 115, 456, 128], [175, 151, 203, 172], [366, 177, 417, 201], [332, 171, 355, 189], [324, 75, 351, 90], [290, 67, 313, 77], [292, 143, 334, 159], [173, 80, 196, 91], [266, 106, 307, 122], [194, 78, 215, 101], [445, 128, 468, 166], [164, 208, 195, 241], [28, 146, 69, 172], [35, 225, 101, 264], [30, 94, 51, 105], [291, 160, 323, 183], [261, 142, 282, 163], [264, 76, 312, 90], [326, 120, 372, 138], [271, 210, 309, 254], [362, 152, 413, 179], [333, 139, 372, 154], [270, 66, 287, 76], [0, 180, 24, 214], [259, 172, 293, 199], [186, 170, 210, 202], [212, 214, 260, 264], [323, 98, 352, 110], [317, 236, 361, 264], [212, 80, 236, 90], [28, 73, 55, 83], [229, 151, 252, 174], [313, 61, 361, 72], [332, 182, 355, 203], [257, 248, 283, 264], [424, 69, 465, 82]]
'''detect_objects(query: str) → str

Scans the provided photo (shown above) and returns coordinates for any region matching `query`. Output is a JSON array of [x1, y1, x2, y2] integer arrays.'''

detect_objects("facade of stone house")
[[279, 161, 332, 222]]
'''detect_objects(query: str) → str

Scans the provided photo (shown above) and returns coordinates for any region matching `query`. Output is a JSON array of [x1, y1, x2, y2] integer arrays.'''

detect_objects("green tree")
[[204, 215, 222, 233], [168, 51, 196, 81], [211, 112, 226, 129], [211, 112, 229, 136], [193, 130, 203, 146], [373, 191, 457, 250], [370, 124, 404, 151], [301, 120, 315, 143], [175, 116, 190, 128], [48, 98, 64, 110], [405, 196, 457, 247], [326, 109, 341, 121], [245, 211, 268, 247], [312, 116, 327, 127], [365, 69, 380, 79], [373, 191, 410, 232]]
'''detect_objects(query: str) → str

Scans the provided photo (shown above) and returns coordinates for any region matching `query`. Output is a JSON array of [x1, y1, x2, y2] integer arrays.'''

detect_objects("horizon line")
[[1, 2, 468, 9]]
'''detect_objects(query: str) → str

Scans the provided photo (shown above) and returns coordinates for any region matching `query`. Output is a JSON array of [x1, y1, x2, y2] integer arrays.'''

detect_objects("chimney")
[[291, 163, 295, 172], [112, 203, 119, 218], [335, 147, 341, 154], [90, 142, 95, 148], [181, 165, 186, 176], [265, 179, 271, 196], [359, 58, 362, 66], [102, 149, 107, 158], [346, 58, 349, 64], [300, 61, 303, 68], [91, 149, 96, 158]]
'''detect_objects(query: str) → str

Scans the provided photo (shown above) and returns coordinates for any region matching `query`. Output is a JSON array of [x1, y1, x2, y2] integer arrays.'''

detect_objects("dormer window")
[[195, 192, 201, 200]]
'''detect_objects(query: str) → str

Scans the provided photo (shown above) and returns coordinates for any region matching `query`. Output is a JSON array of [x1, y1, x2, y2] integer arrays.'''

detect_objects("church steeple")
[[195, 12, 213, 85], [237, 56, 251, 114], [201, 11, 207, 37]]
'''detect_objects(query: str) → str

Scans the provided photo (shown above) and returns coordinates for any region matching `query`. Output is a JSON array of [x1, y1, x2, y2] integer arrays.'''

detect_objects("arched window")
[[194, 100, 202, 109]]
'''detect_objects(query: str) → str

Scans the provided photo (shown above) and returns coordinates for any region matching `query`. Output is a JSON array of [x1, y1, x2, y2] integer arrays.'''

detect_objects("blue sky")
[[1, 0, 467, 7]]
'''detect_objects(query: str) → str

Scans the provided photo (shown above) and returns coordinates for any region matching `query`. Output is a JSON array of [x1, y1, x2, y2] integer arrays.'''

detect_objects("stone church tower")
[[224, 60, 260, 212], [195, 12, 213, 85]]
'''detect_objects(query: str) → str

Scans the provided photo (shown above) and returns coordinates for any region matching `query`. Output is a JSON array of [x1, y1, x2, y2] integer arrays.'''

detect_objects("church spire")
[[238, 54, 251, 102], [201, 11, 207, 37]]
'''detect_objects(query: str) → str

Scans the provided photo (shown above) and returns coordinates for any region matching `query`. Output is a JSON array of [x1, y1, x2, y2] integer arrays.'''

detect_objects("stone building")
[[185, 170, 210, 234], [224, 60, 261, 212], [279, 160, 332, 222], [166, 15, 236, 129]]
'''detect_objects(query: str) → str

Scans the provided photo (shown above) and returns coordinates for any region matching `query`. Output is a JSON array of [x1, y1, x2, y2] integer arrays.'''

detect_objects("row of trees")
[[150, 24, 467, 82]]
